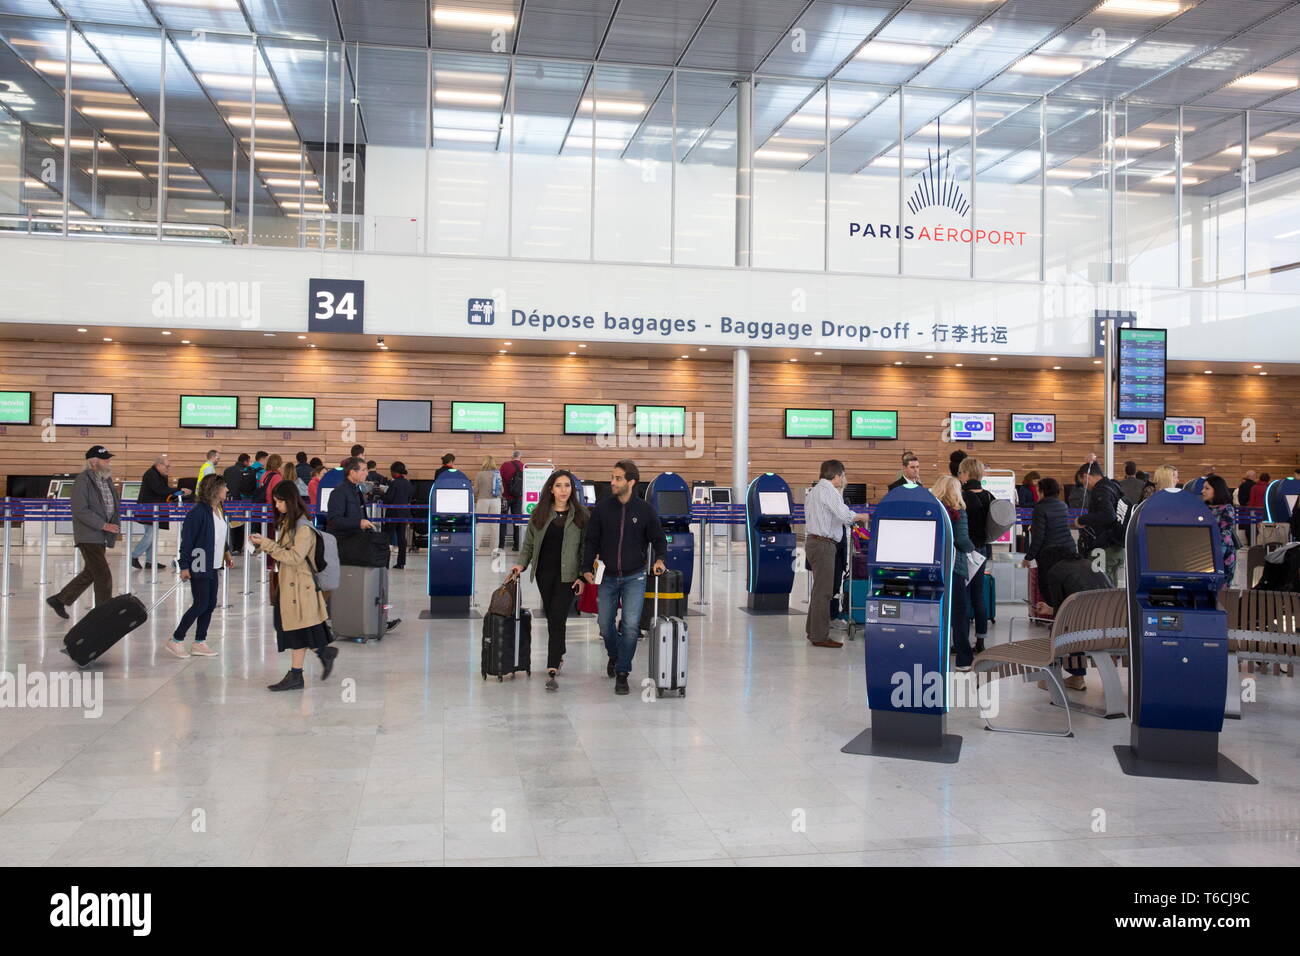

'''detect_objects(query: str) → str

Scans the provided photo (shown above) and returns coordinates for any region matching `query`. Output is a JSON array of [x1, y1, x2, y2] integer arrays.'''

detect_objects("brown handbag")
[[488, 577, 518, 617]]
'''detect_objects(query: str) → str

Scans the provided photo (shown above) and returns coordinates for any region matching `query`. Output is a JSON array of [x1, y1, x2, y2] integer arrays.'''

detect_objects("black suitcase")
[[63, 581, 183, 667], [481, 580, 531, 681], [639, 568, 685, 631], [337, 529, 391, 568]]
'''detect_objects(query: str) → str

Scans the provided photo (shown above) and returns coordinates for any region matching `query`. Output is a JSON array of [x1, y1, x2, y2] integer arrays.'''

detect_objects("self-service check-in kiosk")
[[842, 484, 961, 763], [1264, 476, 1300, 527], [744, 473, 795, 611], [424, 469, 476, 618], [1114, 490, 1256, 783], [646, 472, 694, 596]]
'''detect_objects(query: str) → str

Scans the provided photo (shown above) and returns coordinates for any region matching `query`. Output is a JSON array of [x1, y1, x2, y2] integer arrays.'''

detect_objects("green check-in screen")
[[785, 408, 834, 438], [0, 391, 31, 424], [634, 406, 686, 436], [850, 410, 897, 440], [564, 404, 617, 435], [258, 397, 315, 430], [180, 395, 238, 428], [451, 401, 506, 433]]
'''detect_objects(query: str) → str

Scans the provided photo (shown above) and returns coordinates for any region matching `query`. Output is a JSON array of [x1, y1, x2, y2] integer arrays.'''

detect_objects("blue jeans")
[[130, 523, 156, 560], [598, 571, 646, 675]]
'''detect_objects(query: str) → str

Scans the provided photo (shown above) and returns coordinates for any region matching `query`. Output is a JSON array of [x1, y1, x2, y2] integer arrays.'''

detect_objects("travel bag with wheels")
[[482, 577, 531, 680], [63, 580, 185, 667], [337, 529, 390, 568], [646, 572, 687, 697], [331, 565, 388, 641], [639, 567, 684, 630]]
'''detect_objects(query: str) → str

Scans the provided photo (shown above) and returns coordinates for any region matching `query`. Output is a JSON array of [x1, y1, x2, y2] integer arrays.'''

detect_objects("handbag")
[[577, 579, 599, 615], [489, 577, 518, 617]]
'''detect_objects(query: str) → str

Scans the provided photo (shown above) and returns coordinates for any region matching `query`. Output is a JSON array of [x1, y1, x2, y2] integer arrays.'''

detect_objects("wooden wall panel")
[[0, 340, 1295, 498]]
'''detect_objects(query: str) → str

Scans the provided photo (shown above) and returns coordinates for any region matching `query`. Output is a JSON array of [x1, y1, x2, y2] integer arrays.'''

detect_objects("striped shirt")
[[804, 478, 856, 542]]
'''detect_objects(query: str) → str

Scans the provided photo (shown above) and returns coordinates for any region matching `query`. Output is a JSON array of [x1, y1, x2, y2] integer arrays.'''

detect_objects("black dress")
[[271, 574, 334, 653]]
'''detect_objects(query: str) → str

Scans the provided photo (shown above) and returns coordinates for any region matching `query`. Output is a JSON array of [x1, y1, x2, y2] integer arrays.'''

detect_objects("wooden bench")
[[1222, 588, 1300, 718], [973, 588, 1129, 736]]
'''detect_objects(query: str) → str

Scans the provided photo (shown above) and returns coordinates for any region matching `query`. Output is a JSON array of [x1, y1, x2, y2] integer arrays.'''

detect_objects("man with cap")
[[46, 445, 122, 619]]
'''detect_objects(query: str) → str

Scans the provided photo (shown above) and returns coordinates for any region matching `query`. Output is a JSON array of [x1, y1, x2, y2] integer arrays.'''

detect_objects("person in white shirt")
[[804, 460, 869, 648]]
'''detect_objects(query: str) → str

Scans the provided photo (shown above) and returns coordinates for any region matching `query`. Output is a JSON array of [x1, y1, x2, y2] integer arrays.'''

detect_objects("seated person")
[[1032, 554, 1113, 691]]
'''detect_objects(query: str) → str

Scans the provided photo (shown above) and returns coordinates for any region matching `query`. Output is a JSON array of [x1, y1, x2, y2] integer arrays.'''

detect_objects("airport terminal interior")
[[1, 0, 1299, 874]]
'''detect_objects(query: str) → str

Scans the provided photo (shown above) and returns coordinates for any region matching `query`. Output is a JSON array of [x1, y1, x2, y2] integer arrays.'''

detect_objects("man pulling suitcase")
[[46, 446, 123, 622]]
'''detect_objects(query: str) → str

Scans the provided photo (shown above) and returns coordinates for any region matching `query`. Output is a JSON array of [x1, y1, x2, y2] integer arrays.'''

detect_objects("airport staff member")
[[46, 446, 121, 620], [887, 453, 921, 491], [805, 460, 870, 649]]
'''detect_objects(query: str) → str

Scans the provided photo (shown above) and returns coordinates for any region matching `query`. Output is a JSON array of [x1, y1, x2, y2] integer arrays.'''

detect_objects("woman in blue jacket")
[[932, 476, 978, 670], [166, 474, 233, 659]]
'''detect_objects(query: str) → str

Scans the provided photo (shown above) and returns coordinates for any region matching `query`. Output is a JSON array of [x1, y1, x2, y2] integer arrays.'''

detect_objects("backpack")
[[984, 498, 1016, 543], [295, 477, 309, 496], [299, 518, 340, 591], [505, 462, 523, 501]]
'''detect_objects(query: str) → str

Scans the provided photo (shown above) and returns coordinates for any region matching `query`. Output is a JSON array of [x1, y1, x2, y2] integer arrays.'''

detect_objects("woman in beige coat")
[[249, 481, 337, 691]]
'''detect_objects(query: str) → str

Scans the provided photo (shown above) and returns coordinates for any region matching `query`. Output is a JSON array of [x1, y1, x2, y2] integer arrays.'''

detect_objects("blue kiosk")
[[1264, 476, 1300, 528], [1114, 489, 1256, 783], [744, 473, 795, 612], [422, 469, 476, 619], [843, 484, 961, 762], [645, 472, 694, 597]]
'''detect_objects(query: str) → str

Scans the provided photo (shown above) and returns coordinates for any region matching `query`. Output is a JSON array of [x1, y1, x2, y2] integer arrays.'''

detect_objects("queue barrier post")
[[1, 497, 12, 599], [124, 504, 133, 597], [242, 513, 253, 596], [38, 502, 49, 586], [150, 503, 160, 583]]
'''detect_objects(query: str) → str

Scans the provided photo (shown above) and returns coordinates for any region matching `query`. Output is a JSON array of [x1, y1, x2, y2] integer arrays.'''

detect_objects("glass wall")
[[2, 11, 1298, 293]]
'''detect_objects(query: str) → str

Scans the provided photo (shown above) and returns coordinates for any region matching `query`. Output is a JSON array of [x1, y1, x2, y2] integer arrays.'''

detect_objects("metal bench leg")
[[1074, 651, 1127, 719], [976, 665, 1074, 737], [1225, 653, 1242, 720]]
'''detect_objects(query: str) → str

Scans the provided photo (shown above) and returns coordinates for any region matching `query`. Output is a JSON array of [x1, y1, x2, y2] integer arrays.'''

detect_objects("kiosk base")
[[745, 592, 791, 612], [841, 711, 962, 764], [420, 597, 480, 620], [1114, 727, 1257, 783]]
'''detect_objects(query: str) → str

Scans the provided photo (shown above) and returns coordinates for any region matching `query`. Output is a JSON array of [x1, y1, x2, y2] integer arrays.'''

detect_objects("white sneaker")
[[190, 642, 219, 657], [163, 640, 190, 659], [829, 618, 849, 631]]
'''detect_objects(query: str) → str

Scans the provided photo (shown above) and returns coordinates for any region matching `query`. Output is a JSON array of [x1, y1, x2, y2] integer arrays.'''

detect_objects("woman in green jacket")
[[509, 470, 589, 691]]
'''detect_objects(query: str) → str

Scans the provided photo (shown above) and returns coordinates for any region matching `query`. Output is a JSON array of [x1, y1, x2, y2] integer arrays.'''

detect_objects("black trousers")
[[536, 569, 574, 670], [175, 573, 219, 642], [499, 497, 521, 550]]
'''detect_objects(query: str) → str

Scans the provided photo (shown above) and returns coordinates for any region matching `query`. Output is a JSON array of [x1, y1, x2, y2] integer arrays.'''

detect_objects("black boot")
[[317, 645, 339, 680], [615, 672, 629, 695], [268, 669, 304, 692], [974, 637, 986, 654], [607, 657, 617, 678], [131, 558, 143, 570]]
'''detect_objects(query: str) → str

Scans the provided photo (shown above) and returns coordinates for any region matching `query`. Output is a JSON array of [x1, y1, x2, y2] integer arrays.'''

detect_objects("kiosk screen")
[[656, 490, 690, 516], [1144, 525, 1216, 574], [710, 488, 731, 505], [436, 489, 471, 514], [120, 481, 142, 502], [875, 519, 936, 565], [758, 492, 789, 515]]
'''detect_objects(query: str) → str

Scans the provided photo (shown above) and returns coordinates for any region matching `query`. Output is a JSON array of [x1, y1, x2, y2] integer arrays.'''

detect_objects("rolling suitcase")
[[332, 565, 388, 642], [481, 578, 531, 680], [63, 580, 184, 667], [639, 568, 684, 631], [646, 573, 687, 698]]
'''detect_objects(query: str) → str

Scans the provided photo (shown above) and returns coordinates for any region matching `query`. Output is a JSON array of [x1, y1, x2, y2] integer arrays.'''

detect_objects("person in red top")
[[307, 465, 325, 512], [498, 450, 524, 552], [1248, 473, 1270, 511]]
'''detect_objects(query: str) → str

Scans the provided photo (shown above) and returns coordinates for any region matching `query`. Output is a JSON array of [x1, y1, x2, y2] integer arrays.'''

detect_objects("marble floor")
[[0, 544, 1297, 868]]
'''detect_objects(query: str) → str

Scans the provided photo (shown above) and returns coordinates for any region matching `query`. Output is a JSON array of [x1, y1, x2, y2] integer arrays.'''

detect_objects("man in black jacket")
[[326, 457, 377, 534], [1076, 462, 1125, 581], [131, 454, 183, 570], [383, 461, 413, 570], [581, 459, 667, 695], [222, 453, 254, 552]]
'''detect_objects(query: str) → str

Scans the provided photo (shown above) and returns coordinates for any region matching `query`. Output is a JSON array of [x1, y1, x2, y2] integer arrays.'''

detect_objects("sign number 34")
[[307, 277, 365, 333]]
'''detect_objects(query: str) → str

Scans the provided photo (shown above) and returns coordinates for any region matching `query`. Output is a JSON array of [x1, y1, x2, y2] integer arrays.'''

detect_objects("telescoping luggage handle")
[[146, 579, 185, 613]]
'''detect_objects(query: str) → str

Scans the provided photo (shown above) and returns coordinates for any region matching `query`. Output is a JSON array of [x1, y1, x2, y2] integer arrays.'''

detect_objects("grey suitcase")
[[332, 565, 388, 642], [646, 573, 687, 697]]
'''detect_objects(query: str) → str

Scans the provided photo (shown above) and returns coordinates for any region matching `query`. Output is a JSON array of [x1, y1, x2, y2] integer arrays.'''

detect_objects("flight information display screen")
[[1117, 328, 1167, 420]]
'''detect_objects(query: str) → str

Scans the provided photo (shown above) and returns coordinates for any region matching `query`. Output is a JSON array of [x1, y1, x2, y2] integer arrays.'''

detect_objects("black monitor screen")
[[377, 399, 432, 432], [656, 490, 690, 516], [1144, 525, 1217, 574]]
